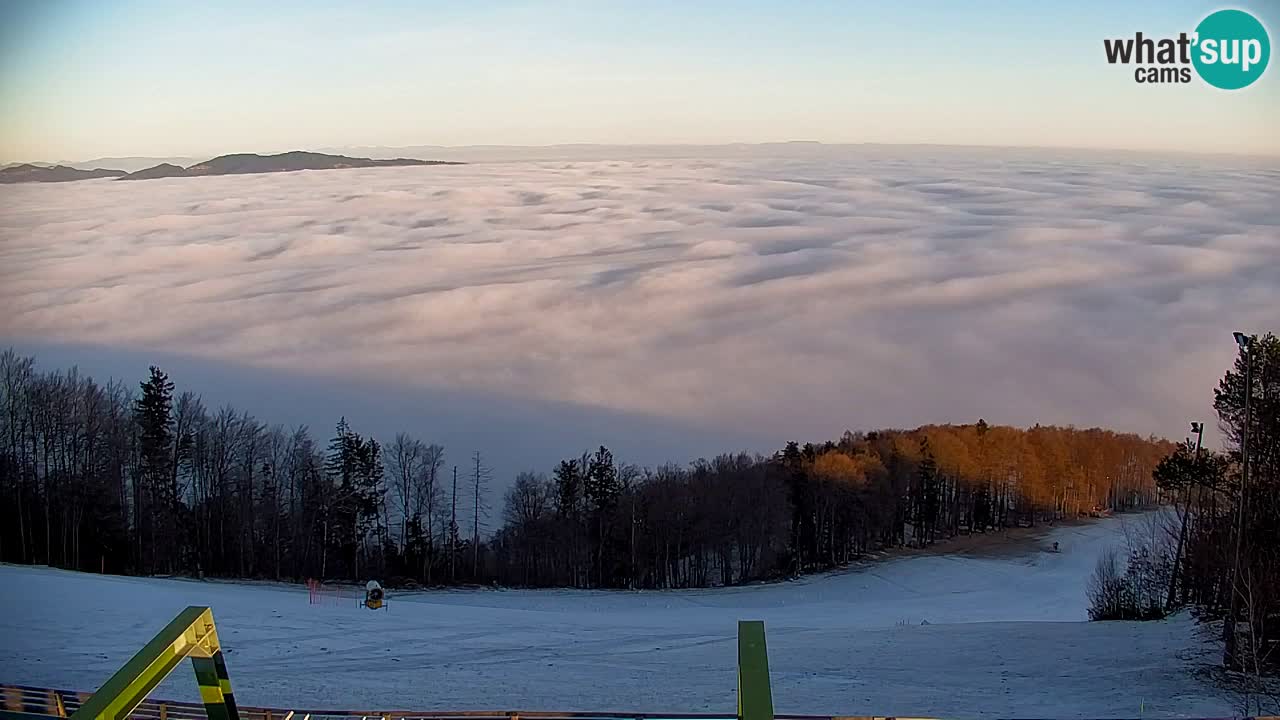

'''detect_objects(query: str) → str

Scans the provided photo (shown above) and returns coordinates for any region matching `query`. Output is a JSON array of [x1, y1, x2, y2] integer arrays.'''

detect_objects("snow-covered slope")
[[0, 513, 1228, 718]]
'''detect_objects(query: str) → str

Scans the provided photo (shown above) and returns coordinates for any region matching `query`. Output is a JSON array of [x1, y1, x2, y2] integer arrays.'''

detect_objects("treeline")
[[494, 423, 1169, 588], [0, 347, 1171, 589], [1152, 333, 1278, 674]]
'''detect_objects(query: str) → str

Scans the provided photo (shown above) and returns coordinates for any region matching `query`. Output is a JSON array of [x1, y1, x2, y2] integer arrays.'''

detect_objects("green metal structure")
[[737, 621, 774, 720], [68, 606, 238, 720], [18, 607, 775, 720]]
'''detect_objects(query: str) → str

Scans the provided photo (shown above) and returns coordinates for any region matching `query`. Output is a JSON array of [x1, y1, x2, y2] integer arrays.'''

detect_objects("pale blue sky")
[[1, 0, 1277, 162]]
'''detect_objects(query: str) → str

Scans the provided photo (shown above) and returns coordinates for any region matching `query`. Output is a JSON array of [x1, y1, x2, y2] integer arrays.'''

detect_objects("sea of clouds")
[[1, 147, 1276, 473]]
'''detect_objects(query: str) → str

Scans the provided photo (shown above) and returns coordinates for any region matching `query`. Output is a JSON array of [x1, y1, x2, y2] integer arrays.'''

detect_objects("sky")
[[0, 2, 1276, 487], [1, 0, 1278, 162]]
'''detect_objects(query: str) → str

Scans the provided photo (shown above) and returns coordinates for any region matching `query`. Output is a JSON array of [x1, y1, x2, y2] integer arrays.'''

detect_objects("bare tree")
[[416, 443, 445, 582], [0, 350, 34, 564], [502, 471, 551, 584], [387, 432, 423, 552], [449, 465, 458, 582]]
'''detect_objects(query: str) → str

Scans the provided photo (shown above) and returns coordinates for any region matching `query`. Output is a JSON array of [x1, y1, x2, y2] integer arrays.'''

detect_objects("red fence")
[[306, 579, 357, 607]]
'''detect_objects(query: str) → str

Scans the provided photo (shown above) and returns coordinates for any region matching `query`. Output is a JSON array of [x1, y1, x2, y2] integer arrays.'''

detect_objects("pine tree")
[[586, 446, 619, 508], [1211, 332, 1279, 669], [554, 459, 581, 516], [324, 418, 366, 578], [779, 441, 813, 573], [586, 446, 619, 586], [133, 366, 174, 573], [325, 418, 359, 487], [356, 437, 385, 576], [404, 513, 427, 581], [554, 458, 584, 586]]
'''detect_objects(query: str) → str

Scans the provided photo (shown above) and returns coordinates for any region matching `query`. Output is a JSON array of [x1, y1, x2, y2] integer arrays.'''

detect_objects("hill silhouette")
[[0, 164, 126, 183]]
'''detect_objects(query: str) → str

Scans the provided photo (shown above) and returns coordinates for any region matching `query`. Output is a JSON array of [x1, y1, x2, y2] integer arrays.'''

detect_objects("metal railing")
[[9, 680, 1280, 720], [3, 685, 856, 720]]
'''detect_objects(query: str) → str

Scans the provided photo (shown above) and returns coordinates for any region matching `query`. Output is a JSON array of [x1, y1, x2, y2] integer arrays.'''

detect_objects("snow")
[[0, 514, 1230, 718]]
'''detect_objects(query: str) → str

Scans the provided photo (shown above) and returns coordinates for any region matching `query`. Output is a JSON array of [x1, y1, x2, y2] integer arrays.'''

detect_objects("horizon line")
[[6, 140, 1276, 169]]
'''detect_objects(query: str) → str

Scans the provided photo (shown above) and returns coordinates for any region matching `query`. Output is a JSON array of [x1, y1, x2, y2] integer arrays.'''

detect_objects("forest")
[[1, 346, 1175, 591], [1148, 333, 1279, 677]]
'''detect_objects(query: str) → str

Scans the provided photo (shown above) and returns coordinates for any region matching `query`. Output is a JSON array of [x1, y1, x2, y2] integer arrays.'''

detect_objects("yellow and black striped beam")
[[71, 606, 237, 720], [191, 651, 238, 720]]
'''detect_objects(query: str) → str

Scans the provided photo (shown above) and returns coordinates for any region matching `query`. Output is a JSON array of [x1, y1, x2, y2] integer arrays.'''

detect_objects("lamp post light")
[[1224, 332, 1253, 668]]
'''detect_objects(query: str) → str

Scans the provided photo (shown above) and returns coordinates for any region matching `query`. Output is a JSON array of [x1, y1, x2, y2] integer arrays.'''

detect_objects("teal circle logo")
[[1192, 9, 1270, 89]]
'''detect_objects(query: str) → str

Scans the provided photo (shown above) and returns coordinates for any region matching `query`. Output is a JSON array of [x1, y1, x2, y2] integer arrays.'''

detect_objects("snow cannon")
[[364, 580, 385, 610]]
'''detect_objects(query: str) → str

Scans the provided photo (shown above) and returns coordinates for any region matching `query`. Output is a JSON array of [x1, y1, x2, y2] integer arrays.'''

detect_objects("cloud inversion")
[[1, 147, 1276, 462]]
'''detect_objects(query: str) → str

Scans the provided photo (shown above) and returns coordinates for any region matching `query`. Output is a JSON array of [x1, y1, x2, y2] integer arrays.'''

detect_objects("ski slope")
[[0, 514, 1229, 718]]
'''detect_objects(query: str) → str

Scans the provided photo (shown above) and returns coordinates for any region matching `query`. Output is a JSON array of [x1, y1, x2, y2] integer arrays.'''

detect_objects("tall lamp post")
[[1224, 331, 1253, 668]]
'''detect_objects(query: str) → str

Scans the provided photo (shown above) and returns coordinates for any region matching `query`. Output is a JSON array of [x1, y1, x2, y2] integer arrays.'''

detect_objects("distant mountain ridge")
[[71, 156, 201, 172], [0, 164, 127, 184], [119, 151, 462, 181], [0, 151, 463, 185], [120, 163, 187, 180]]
